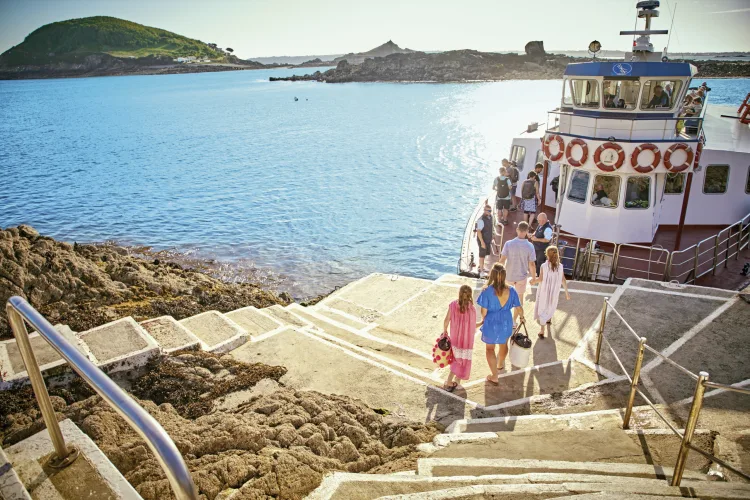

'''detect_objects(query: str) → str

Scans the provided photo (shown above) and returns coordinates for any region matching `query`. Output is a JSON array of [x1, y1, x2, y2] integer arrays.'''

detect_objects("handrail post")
[[711, 234, 719, 276], [595, 298, 608, 365], [664, 252, 672, 281], [692, 244, 700, 284], [5, 305, 78, 468], [672, 371, 709, 486], [623, 336, 647, 429]]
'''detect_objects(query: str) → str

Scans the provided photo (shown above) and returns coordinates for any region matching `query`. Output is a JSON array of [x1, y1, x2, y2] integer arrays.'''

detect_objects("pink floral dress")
[[448, 299, 477, 380]]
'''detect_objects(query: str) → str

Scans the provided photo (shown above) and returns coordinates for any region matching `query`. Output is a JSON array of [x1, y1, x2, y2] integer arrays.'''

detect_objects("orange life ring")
[[543, 134, 565, 162], [693, 142, 703, 169], [593, 142, 625, 172], [664, 143, 694, 173], [565, 138, 589, 167], [630, 143, 661, 173]]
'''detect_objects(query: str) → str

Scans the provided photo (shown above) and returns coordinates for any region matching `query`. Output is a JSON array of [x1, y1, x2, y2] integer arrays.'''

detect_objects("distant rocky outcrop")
[[271, 49, 573, 83], [294, 57, 336, 68], [525, 41, 546, 57], [333, 40, 414, 65], [0, 226, 287, 338]]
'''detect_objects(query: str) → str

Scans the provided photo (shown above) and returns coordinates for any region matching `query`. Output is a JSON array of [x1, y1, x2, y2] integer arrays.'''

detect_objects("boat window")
[[563, 79, 574, 106], [535, 149, 544, 167], [571, 79, 600, 108], [511, 145, 526, 170], [640, 80, 682, 110], [746, 167, 750, 194], [664, 173, 685, 194], [591, 175, 620, 208], [602, 79, 640, 110], [567, 170, 590, 204], [703, 165, 729, 194], [624, 177, 651, 209]]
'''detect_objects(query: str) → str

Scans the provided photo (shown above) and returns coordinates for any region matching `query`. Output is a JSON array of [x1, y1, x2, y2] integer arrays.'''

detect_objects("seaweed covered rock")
[[1, 352, 441, 499], [0, 225, 287, 339]]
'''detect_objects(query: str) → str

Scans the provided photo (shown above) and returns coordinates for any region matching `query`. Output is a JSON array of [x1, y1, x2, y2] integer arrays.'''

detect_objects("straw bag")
[[508, 320, 532, 368], [432, 333, 454, 368]]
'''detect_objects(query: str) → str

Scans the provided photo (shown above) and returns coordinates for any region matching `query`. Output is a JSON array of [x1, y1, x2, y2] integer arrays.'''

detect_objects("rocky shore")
[[1, 350, 441, 499], [270, 50, 750, 83], [0, 53, 268, 80], [0, 225, 289, 340]]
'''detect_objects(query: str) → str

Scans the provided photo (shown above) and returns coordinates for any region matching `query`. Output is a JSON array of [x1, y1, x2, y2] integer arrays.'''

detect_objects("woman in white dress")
[[531, 246, 570, 339]]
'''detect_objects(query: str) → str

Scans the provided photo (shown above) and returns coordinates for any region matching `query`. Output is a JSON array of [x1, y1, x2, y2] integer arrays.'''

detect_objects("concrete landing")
[[179, 310, 248, 352], [231, 328, 471, 425], [261, 305, 311, 328], [139, 316, 201, 353], [1, 419, 140, 499]]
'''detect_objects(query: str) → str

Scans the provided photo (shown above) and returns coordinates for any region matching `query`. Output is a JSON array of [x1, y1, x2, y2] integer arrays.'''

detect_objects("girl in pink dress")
[[441, 285, 477, 392]]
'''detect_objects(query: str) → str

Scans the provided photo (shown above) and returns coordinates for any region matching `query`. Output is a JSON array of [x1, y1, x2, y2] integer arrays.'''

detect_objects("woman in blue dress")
[[477, 263, 525, 385]]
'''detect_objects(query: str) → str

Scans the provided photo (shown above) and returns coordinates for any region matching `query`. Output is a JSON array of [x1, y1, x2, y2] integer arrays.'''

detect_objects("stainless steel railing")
[[5, 296, 199, 500], [594, 297, 750, 486]]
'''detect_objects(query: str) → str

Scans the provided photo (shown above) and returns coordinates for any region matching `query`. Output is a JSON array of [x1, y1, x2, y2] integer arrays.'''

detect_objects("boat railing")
[[5, 296, 199, 500], [594, 297, 750, 486], [554, 211, 749, 284], [665, 212, 750, 284], [545, 110, 705, 142]]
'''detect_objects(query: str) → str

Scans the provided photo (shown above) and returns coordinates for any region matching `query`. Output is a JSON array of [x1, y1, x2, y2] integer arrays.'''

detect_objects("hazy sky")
[[1, 0, 748, 57]]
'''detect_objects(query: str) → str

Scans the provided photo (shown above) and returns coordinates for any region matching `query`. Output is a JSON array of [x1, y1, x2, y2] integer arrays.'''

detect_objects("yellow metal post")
[[623, 336, 647, 429]]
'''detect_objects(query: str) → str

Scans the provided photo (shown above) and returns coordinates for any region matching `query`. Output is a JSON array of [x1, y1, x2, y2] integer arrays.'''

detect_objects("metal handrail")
[[6, 297, 199, 500], [595, 297, 750, 486]]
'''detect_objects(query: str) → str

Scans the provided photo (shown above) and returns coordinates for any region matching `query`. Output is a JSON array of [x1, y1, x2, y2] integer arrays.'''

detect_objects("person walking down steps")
[[441, 285, 477, 392], [531, 246, 570, 339], [477, 263, 525, 385]]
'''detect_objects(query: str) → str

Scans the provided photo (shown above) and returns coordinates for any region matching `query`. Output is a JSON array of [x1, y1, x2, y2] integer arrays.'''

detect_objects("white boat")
[[460, 0, 750, 288]]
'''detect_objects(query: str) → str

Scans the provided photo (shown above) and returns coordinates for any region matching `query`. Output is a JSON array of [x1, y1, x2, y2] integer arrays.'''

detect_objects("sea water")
[[0, 70, 747, 297]]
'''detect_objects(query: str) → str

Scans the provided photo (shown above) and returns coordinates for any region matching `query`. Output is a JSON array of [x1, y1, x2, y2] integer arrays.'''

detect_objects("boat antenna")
[[665, 0, 677, 54]]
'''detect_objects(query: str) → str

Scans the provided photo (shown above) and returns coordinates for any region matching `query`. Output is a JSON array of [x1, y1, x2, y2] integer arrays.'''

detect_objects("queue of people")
[[443, 217, 570, 391]]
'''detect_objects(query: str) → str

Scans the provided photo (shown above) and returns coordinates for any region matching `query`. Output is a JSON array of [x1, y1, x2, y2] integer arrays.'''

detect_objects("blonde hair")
[[546, 246, 560, 272], [485, 263, 507, 296], [458, 285, 473, 314]]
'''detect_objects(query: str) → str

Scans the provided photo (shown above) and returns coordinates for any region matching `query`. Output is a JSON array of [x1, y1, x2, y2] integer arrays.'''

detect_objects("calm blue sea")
[[1, 71, 747, 297]]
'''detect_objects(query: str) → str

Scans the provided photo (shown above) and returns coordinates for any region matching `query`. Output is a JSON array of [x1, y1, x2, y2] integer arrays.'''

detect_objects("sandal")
[[486, 375, 499, 385], [538, 333, 545, 339], [443, 382, 458, 393]]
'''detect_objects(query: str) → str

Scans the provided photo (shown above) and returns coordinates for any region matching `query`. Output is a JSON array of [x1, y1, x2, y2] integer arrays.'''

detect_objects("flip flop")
[[486, 375, 499, 385], [538, 333, 545, 339], [444, 382, 458, 393]]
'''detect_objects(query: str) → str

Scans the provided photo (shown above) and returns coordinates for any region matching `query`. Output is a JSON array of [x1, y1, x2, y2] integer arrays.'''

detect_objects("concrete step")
[[286, 304, 437, 380], [77, 317, 160, 376], [374, 479, 750, 499], [225, 306, 284, 337], [261, 304, 312, 328], [446, 406, 677, 435], [139, 316, 202, 353], [309, 471, 699, 500], [416, 457, 708, 482], [423, 428, 713, 473], [313, 305, 371, 330], [0, 325, 92, 388], [1, 419, 140, 499], [178, 310, 249, 352]]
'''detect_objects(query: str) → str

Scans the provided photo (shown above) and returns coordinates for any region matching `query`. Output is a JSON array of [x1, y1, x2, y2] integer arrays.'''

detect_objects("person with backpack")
[[550, 175, 559, 202], [493, 166, 512, 225], [507, 160, 521, 212], [520, 171, 541, 227]]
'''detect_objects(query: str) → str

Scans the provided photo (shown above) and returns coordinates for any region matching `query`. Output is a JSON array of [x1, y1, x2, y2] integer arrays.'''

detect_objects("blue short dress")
[[477, 286, 521, 345]]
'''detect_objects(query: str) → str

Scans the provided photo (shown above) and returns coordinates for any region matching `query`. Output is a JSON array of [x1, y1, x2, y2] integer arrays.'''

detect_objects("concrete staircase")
[[1, 272, 748, 499]]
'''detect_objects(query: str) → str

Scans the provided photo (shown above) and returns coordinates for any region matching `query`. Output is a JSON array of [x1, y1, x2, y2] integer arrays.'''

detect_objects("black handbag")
[[511, 321, 532, 349]]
